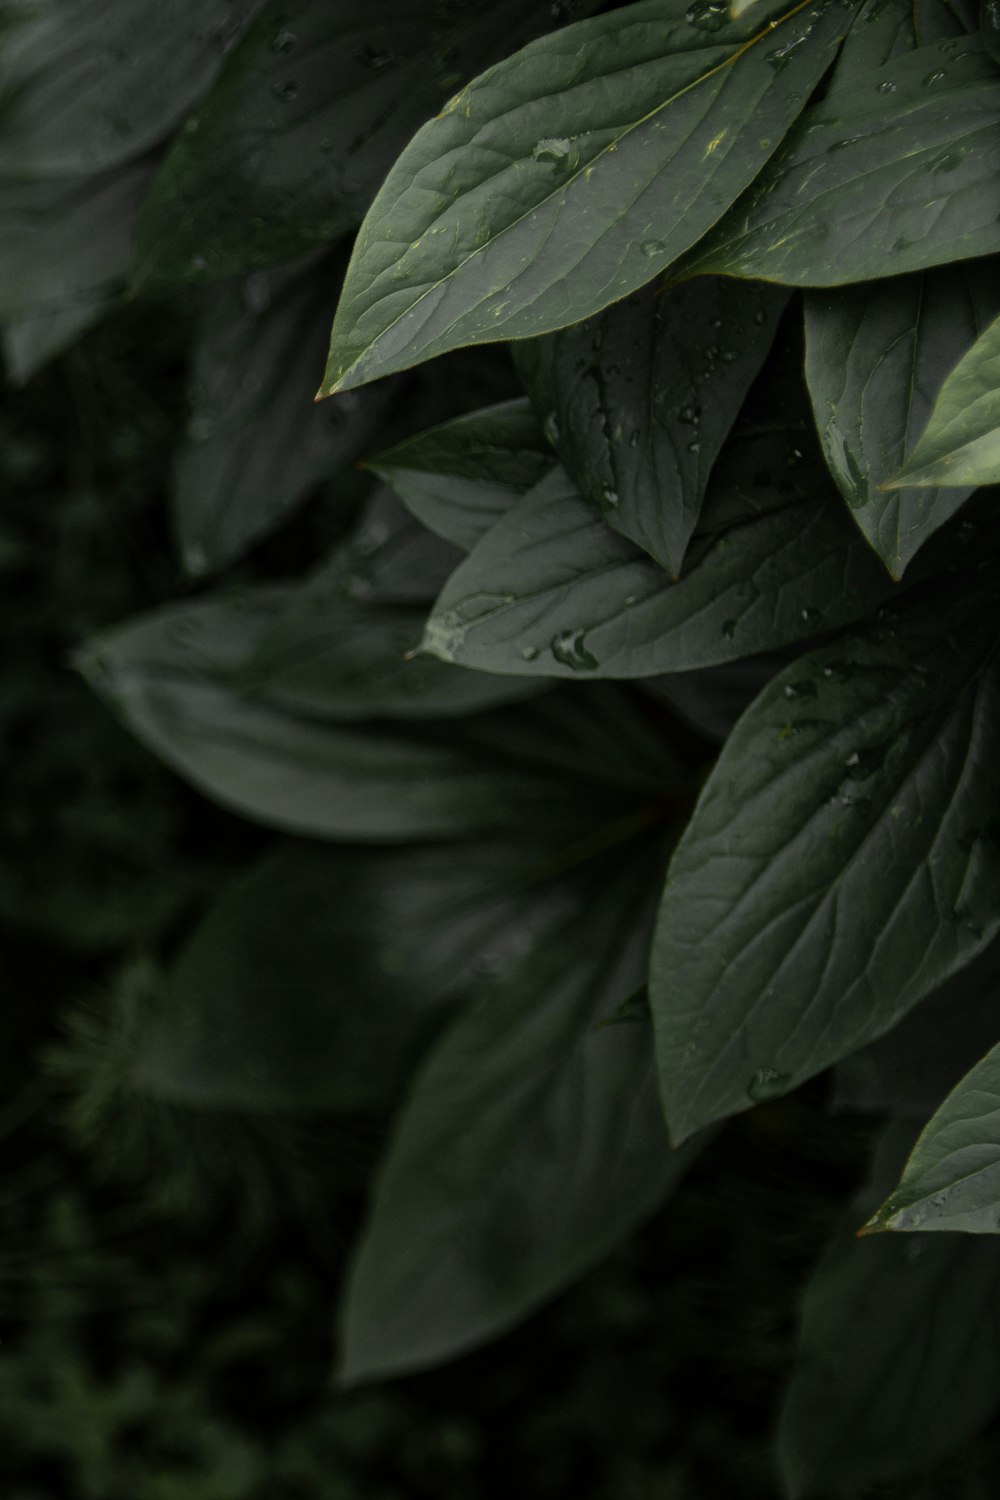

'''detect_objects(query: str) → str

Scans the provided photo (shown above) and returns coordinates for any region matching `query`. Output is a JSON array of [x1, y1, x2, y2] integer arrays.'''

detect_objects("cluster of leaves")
[[4, 0, 1000, 1492]]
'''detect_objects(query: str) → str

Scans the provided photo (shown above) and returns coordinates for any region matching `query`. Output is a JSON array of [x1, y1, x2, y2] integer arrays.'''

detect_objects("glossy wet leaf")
[[340, 845, 704, 1381], [320, 0, 854, 393], [137, 837, 583, 1116], [682, 38, 1000, 286], [867, 1037, 1000, 1234], [76, 596, 592, 842], [832, 0, 979, 81], [779, 1124, 1000, 1498], [422, 438, 900, 679], [368, 397, 552, 552], [514, 279, 788, 576], [132, 0, 601, 288], [887, 309, 1000, 489], [651, 569, 1000, 1143], [174, 255, 397, 577], [804, 262, 1000, 576], [0, 0, 262, 176]]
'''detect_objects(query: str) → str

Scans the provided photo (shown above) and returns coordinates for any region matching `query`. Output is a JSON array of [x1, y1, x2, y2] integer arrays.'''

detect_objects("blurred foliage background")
[[1, 296, 998, 1500]]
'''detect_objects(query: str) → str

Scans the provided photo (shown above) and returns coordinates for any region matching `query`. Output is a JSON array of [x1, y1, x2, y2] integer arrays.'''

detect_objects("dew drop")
[[640, 239, 667, 257], [271, 79, 301, 102], [747, 1067, 791, 1102], [543, 411, 561, 447], [520, 645, 540, 661], [685, 0, 729, 30], [270, 28, 297, 52], [532, 136, 574, 165], [722, 619, 737, 640], [678, 404, 700, 425], [550, 628, 599, 671]]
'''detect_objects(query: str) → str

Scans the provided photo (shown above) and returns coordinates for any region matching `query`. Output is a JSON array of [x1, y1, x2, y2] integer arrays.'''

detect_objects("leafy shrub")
[[4, 0, 1000, 1492]]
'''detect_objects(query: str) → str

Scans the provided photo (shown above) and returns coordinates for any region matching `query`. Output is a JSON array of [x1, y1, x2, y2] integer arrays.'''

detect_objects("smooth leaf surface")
[[778, 1124, 1000, 1498], [0, 0, 262, 176], [804, 262, 1000, 575], [369, 398, 552, 552], [320, 0, 855, 393], [137, 837, 584, 1116], [832, 0, 979, 81], [651, 570, 1000, 1142], [340, 844, 704, 1382], [867, 1037, 1000, 1233], [77, 597, 593, 842], [133, 0, 601, 288], [422, 438, 901, 679], [514, 279, 788, 576], [887, 309, 1000, 489], [682, 38, 1000, 286]]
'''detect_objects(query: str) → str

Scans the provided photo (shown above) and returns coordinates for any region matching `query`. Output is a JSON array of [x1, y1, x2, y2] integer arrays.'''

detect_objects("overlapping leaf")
[[514, 279, 788, 576], [804, 262, 1000, 576], [682, 37, 1000, 286], [779, 1125, 1000, 1498], [340, 843, 704, 1382], [651, 566, 1000, 1143], [887, 309, 1000, 489], [132, 0, 603, 288], [319, 0, 856, 393], [174, 255, 397, 576], [421, 434, 901, 679]]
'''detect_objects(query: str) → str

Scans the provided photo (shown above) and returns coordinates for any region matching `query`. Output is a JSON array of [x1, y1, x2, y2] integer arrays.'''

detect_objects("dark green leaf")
[[651, 570, 1000, 1143], [778, 1124, 1000, 1497], [320, 0, 854, 393], [132, 0, 602, 288], [0, 0, 262, 176], [174, 255, 397, 577], [0, 165, 149, 325], [887, 309, 1000, 489], [832, 0, 978, 81], [340, 844, 704, 1381], [834, 937, 1000, 1119], [984, 0, 1000, 62], [514, 278, 788, 576], [866, 1035, 1000, 1234], [369, 398, 552, 552], [804, 262, 1000, 576], [422, 439, 900, 679], [681, 38, 1000, 286], [136, 837, 582, 1116], [76, 596, 591, 842]]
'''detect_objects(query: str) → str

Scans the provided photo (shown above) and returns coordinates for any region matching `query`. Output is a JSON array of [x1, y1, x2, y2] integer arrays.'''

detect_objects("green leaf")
[[0, 165, 150, 325], [681, 37, 1000, 286], [984, 0, 1000, 62], [0, 0, 262, 176], [422, 436, 901, 679], [832, 0, 978, 81], [778, 1124, 1000, 1498], [320, 0, 855, 393], [886, 309, 1000, 489], [834, 937, 1000, 1119], [866, 1035, 1000, 1234], [173, 255, 398, 577], [136, 837, 581, 1116], [651, 569, 1000, 1143], [804, 262, 1000, 576], [368, 397, 552, 552], [76, 595, 594, 842], [340, 843, 705, 1382], [514, 279, 788, 577], [132, 0, 601, 288]]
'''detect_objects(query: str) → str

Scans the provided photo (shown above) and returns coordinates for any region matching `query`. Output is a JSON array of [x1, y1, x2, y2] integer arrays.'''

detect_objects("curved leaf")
[[340, 844, 705, 1382], [514, 278, 788, 577], [422, 441, 901, 679], [320, 0, 855, 393], [867, 1037, 1000, 1234], [804, 261, 1000, 576], [682, 38, 1000, 286], [368, 397, 552, 551], [651, 568, 1000, 1143], [887, 309, 1000, 489]]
